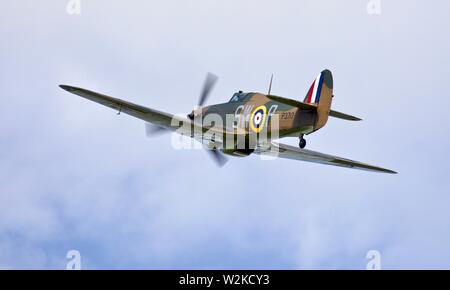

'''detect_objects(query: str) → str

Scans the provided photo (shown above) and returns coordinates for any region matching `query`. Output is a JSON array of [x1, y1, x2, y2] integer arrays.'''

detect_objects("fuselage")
[[199, 92, 317, 138], [187, 92, 318, 156]]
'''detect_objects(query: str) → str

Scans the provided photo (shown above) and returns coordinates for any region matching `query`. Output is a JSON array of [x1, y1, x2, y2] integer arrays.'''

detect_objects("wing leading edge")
[[256, 142, 397, 174], [60, 85, 178, 130], [60, 85, 236, 144]]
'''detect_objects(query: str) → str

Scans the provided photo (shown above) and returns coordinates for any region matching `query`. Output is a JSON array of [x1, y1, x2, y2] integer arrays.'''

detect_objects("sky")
[[1, 0, 450, 269]]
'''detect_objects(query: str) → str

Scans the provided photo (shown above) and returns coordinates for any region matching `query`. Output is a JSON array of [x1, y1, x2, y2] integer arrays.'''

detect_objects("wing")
[[256, 142, 397, 174], [59, 85, 228, 142], [60, 85, 182, 129]]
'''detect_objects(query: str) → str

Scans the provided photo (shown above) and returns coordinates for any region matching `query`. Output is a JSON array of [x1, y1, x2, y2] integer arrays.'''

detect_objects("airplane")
[[60, 69, 396, 174]]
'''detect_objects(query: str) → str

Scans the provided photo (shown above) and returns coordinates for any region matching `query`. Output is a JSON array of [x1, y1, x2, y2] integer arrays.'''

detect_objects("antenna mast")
[[267, 74, 274, 95]]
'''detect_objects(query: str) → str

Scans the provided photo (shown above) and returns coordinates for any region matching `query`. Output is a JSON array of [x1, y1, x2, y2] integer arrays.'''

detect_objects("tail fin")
[[304, 69, 333, 131]]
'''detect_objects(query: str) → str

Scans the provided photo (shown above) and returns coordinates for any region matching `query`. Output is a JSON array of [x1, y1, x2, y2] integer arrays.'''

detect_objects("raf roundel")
[[250, 105, 267, 133]]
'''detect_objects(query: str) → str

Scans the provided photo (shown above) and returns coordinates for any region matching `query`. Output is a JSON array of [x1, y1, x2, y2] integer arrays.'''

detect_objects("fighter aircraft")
[[60, 69, 396, 173]]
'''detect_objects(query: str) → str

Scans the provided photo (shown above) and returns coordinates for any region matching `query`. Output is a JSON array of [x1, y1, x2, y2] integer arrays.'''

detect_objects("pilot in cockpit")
[[229, 91, 244, 102]]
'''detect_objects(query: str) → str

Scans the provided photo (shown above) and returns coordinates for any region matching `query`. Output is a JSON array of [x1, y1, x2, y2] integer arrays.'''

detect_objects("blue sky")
[[1, 0, 450, 269]]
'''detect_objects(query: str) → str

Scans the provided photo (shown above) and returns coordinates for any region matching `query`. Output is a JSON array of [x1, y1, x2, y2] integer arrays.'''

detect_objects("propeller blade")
[[206, 149, 228, 167], [198, 72, 218, 107], [145, 123, 167, 137]]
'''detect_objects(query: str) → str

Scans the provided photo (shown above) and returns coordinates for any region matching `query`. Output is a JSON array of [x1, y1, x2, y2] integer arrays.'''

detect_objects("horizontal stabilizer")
[[329, 110, 362, 121], [266, 95, 361, 121]]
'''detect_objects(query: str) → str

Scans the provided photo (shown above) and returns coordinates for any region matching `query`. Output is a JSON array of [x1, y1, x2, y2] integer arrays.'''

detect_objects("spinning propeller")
[[145, 73, 227, 167]]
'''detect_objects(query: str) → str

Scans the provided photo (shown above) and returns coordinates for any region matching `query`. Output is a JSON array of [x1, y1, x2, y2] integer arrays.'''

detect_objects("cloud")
[[1, 0, 450, 269]]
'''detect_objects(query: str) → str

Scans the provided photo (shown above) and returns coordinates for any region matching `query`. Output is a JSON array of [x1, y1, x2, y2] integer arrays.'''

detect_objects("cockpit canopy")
[[229, 91, 250, 102]]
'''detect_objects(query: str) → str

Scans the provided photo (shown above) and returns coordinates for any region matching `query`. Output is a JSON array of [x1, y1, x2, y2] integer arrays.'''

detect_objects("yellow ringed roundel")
[[250, 105, 267, 133]]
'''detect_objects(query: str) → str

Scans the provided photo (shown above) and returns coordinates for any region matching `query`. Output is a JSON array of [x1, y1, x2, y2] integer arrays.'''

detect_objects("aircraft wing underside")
[[59, 85, 228, 143], [255, 142, 396, 174]]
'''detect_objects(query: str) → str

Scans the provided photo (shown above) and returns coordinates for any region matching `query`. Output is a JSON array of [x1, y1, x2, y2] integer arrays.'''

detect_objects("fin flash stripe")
[[306, 72, 325, 104]]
